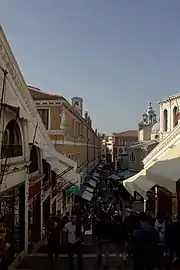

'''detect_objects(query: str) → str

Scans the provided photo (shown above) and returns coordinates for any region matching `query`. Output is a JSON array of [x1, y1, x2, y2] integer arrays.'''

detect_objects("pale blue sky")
[[1, 0, 180, 133]]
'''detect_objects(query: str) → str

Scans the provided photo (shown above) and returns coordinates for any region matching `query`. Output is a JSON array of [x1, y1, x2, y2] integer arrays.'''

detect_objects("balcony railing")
[[1, 144, 23, 158]]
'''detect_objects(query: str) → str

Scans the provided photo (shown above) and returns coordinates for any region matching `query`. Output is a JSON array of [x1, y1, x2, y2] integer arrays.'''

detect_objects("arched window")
[[29, 145, 38, 174], [163, 109, 168, 131], [173, 106, 178, 127], [1, 119, 22, 158]]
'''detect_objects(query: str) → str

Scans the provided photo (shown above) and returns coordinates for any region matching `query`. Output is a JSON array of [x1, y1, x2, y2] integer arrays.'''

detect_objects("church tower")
[[138, 102, 157, 141], [71, 97, 83, 117]]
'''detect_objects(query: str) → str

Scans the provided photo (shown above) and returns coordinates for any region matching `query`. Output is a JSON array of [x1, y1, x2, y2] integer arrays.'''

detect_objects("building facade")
[[127, 103, 159, 172], [113, 130, 138, 170], [29, 87, 101, 181], [124, 93, 180, 216], [100, 134, 113, 163]]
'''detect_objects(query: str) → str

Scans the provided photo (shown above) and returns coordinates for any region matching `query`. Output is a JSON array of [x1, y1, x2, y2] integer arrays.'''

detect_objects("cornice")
[[157, 94, 180, 104], [143, 123, 180, 167]]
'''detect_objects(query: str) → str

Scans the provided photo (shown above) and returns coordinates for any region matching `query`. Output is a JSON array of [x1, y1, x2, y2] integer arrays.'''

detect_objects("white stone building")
[[123, 93, 180, 215]]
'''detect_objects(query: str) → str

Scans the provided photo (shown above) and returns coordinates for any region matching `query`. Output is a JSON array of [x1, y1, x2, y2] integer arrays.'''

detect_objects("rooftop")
[[113, 130, 138, 137], [128, 140, 158, 150], [28, 85, 66, 101], [157, 92, 180, 104]]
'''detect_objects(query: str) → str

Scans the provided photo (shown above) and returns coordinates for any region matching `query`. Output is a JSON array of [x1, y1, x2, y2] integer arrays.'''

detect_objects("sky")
[[1, 0, 180, 134]]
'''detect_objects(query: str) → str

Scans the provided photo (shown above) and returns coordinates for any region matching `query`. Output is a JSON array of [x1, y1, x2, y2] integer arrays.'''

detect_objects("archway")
[[1, 119, 23, 158], [173, 106, 178, 127], [163, 109, 168, 131]]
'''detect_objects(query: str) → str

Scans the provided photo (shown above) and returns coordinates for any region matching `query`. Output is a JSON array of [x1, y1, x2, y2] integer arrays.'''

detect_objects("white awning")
[[147, 142, 180, 193], [123, 169, 155, 199], [88, 179, 97, 188], [34, 143, 80, 185], [85, 187, 94, 193], [93, 172, 99, 178], [82, 190, 94, 201], [108, 174, 121, 180]]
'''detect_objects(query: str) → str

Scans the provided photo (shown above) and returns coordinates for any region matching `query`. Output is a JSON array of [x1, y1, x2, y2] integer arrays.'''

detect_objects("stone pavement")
[[16, 254, 132, 270]]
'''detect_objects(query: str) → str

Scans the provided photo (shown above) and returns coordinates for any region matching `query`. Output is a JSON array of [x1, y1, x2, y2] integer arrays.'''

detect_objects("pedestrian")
[[130, 212, 159, 270], [94, 210, 112, 268], [47, 219, 60, 261], [63, 215, 83, 270]]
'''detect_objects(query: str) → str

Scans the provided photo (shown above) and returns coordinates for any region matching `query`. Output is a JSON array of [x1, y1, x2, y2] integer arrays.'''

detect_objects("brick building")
[[113, 130, 138, 170], [29, 86, 101, 181]]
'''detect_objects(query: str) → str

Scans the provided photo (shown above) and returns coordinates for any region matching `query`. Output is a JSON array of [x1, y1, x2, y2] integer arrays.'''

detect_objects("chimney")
[[89, 119, 92, 128], [87, 116, 91, 125], [95, 128, 97, 134], [85, 111, 88, 122]]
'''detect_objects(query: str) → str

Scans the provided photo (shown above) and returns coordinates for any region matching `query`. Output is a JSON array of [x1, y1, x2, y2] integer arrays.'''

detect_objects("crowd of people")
[[1, 162, 180, 270], [46, 205, 180, 270]]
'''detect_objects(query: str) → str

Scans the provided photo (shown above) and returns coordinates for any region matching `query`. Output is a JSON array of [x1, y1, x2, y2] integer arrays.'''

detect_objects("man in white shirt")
[[64, 215, 83, 270]]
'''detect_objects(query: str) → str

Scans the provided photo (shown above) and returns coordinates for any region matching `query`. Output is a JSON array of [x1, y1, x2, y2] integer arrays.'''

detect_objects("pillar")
[[40, 178, 43, 240], [155, 187, 158, 217], [143, 199, 147, 212], [24, 170, 29, 250], [23, 120, 29, 250]]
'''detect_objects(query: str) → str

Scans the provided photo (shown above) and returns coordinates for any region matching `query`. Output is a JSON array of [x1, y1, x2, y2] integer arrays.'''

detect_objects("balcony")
[[1, 145, 23, 158]]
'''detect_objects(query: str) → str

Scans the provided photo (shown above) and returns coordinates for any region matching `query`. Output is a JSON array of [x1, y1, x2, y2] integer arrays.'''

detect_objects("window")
[[68, 154, 71, 159], [129, 152, 136, 162], [37, 109, 49, 130], [1, 120, 23, 158], [163, 109, 168, 131], [173, 106, 178, 127]]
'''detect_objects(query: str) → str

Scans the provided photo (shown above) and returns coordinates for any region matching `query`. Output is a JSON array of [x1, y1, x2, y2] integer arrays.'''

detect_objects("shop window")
[[173, 106, 178, 127], [1, 119, 23, 158], [37, 109, 49, 130], [163, 109, 168, 131], [29, 145, 39, 174]]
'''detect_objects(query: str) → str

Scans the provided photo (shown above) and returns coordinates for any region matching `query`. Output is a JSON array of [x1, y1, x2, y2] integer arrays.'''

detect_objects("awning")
[[93, 172, 99, 178], [108, 174, 121, 181], [123, 169, 155, 199], [85, 187, 94, 193], [88, 179, 97, 188], [147, 143, 180, 193], [91, 176, 98, 181], [119, 170, 136, 179], [65, 184, 79, 195], [34, 143, 80, 185], [81, 189, 94, 201]]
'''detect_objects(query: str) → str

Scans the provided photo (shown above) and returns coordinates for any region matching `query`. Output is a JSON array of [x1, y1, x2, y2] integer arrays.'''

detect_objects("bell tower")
[[71, 97, 83, 117]]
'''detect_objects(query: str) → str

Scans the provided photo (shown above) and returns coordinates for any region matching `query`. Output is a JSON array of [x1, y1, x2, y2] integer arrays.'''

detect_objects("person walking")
[[130, 212, 159, 270], [94, 211, 112, 268], [47, 219, 60, 261], [64, 215, 83, 270]]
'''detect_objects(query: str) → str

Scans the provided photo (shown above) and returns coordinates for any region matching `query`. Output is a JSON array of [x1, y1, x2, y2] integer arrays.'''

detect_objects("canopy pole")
[[143, 199, 147, 212], [155, 186, 158, 217]]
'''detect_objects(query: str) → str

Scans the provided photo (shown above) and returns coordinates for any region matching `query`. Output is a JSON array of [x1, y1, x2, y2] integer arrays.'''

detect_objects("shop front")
[[28, 180, 41, 244], [0, 184, 25, 252]]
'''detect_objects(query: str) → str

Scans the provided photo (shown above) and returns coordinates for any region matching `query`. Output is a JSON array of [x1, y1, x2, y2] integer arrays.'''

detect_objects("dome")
[[151, 122, 160, 133]]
